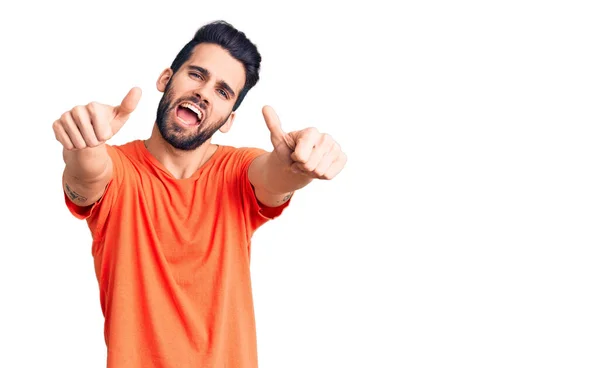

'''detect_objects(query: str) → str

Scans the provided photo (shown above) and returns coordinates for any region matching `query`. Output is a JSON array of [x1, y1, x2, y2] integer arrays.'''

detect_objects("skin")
[[53, 43, 347, 208]]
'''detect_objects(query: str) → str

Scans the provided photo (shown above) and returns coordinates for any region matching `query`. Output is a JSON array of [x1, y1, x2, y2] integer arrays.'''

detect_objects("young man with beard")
[[52, 20, 346, 368]]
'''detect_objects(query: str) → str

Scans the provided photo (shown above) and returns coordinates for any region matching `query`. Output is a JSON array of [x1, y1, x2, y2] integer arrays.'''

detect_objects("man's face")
[[155, 43, 246, 150]]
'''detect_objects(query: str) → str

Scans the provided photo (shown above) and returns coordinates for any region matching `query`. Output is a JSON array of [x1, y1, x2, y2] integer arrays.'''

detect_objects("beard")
[[155, 81, 230, 151]]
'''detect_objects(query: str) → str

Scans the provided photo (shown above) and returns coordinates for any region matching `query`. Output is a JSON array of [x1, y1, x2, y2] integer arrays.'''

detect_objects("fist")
[[262, 105, 347, 180], [52, 87, 142, 150]]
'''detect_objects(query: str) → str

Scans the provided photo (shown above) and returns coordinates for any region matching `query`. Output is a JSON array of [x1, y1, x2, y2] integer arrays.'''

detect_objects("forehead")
[[183, 43, 246, 92]]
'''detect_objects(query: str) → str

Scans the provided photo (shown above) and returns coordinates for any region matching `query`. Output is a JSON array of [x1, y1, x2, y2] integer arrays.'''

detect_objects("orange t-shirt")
[[63, 140, 290, 368]]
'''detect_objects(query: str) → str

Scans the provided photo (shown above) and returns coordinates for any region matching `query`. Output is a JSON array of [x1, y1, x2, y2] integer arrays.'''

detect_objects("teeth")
[[181, 102, 203, 121]]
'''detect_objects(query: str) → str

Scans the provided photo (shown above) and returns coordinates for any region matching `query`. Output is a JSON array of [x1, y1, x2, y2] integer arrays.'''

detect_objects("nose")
[[193, 84, 211, 106]]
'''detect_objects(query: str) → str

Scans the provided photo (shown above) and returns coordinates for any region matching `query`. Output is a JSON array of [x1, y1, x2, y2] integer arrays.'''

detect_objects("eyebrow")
[[188, 65, 236, 98]]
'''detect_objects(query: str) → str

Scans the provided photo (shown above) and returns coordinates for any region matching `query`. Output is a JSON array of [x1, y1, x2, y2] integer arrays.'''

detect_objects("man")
[[53, 20, 346, 367]]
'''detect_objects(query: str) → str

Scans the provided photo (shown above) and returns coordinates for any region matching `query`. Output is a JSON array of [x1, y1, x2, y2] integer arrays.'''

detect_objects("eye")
[[190, 72, 204, 80], [217, 89, 228, 98]]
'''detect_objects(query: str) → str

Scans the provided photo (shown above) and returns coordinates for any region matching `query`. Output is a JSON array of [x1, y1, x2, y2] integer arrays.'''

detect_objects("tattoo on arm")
[[278, 192, 292, 204], [65, 183, 88, 203]]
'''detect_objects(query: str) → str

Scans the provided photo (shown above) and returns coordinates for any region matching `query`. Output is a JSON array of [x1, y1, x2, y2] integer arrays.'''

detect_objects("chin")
[[158, 120, 215, 151]]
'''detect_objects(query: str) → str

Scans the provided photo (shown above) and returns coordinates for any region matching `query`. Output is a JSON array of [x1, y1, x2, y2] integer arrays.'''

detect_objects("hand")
[[262, 105, 347, 179], [53, 87, 142, 150]]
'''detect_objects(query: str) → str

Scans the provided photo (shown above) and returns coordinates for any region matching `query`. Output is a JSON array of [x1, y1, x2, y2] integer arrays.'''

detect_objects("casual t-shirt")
[[63, 140, 290, 368]]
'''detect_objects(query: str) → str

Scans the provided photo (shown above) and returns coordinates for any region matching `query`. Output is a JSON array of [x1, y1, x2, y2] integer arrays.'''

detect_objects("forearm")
[[258, 152, 312, 194], [248, 151, 312, 207], [63, 145, 111, 182], [62, 145, 113, 206]]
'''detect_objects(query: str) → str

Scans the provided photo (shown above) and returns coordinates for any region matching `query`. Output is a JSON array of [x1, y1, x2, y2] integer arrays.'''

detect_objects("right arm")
[[52, 87, 141, 208], [62, 145, 113, 207]]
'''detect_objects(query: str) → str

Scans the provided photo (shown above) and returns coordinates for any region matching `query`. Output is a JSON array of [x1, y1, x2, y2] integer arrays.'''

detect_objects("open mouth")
[[176, 102, 204, 126]]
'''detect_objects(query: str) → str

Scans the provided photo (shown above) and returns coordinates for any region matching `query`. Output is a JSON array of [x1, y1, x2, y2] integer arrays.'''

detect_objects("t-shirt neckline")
[[135, 139, 224, 181]]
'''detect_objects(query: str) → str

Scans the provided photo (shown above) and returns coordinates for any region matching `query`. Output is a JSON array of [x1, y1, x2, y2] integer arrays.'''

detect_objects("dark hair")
[[169, 20, 262, 111]]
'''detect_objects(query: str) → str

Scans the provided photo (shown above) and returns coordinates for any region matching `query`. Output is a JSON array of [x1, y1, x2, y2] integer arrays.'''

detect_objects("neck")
[[144, 124, 217, 179]]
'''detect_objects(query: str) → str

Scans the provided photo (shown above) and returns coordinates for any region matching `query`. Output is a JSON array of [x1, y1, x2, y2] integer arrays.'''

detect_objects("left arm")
[[248, 151, 312, 207], [247, 106, 347, 207]]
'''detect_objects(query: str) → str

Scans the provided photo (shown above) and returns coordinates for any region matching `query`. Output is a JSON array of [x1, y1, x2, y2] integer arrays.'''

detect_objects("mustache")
[[172, 96, 208, 111]]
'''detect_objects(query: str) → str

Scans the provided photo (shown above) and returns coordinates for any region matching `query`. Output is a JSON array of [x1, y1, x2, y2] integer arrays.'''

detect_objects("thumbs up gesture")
[[53, 87, 142, 150], [262, 105, 347, 180]]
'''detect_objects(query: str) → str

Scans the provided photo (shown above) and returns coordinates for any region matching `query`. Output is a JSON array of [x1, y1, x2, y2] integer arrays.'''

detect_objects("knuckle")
[[87, 101, 99, 114], [296, 155, 309, 164], [301, 127, 318, 138], [97, 129, 112, 141], [307, 128, 319, 138], [72, 105, 84, 114], [73, 105, 87, 120], [97, 135, 110, 143], [303, 162, 317, 172]]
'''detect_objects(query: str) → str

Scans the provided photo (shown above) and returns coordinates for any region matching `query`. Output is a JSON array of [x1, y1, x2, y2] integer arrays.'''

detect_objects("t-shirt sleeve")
[[233, 147, 292, 231], [63, 145, 126, 232]]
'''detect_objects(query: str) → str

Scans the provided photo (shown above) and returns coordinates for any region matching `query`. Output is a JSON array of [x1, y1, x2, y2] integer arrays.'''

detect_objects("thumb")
[[115, 87, 142, 119], [111, 87, 142, 133], [262, 105, 286, 143]]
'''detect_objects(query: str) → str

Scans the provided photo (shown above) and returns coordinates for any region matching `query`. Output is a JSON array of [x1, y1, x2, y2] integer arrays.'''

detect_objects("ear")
[[219, 112, 236, 133], [156, 68, 173, 92]]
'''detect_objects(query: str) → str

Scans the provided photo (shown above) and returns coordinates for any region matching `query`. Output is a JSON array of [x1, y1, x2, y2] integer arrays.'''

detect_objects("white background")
[[1, 0, 599, 367]]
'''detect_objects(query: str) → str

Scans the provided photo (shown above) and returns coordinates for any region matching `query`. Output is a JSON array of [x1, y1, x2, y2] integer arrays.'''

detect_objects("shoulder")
[[219, 145, 268, 160], [217, 144, 267, 157], [104, 140, 145, 168], [105, 139, 141, 157], [214, 145, 268, 168]]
